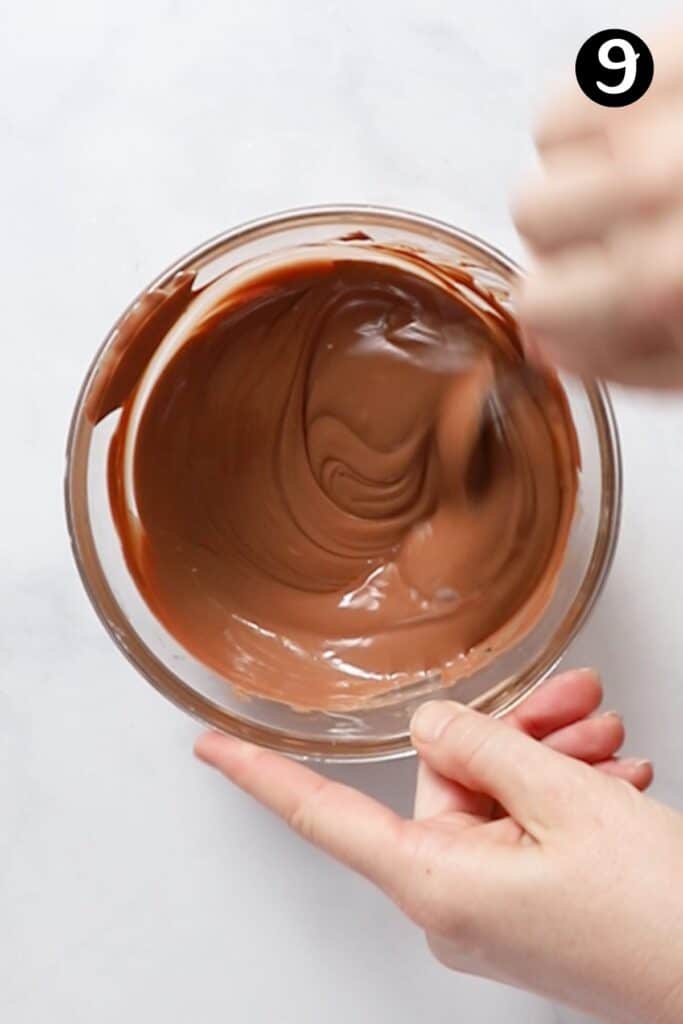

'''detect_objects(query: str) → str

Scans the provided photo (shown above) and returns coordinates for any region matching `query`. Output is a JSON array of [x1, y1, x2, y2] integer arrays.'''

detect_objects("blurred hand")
[[513, 27, 683, 388], [194, 670, 683, 1023]]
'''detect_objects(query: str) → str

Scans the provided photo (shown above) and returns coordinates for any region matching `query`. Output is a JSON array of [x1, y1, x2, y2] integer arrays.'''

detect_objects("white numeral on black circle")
[[596, 38, 640, 95]]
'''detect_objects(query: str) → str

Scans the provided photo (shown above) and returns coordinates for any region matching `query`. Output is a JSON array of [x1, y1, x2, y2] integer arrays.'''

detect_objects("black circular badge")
[[575, 29, 654, 107]]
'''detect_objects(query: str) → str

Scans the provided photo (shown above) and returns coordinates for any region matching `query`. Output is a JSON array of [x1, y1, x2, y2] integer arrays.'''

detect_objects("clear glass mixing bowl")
[[65, 206, 621, 762]]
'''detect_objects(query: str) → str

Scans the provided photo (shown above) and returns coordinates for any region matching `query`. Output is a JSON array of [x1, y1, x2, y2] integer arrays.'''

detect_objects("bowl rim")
[[65, 203, 622, 763]]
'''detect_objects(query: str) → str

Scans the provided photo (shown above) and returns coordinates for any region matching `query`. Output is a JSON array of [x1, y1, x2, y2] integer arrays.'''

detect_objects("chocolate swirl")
[[103, 248, 578, 710]]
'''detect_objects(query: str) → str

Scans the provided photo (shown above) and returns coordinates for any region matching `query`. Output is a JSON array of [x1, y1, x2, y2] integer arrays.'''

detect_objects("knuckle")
[[511, 186, 542, 239], [614, 119, 683, 212], [524, 773, 584, 835], [635, 257, 683, 314], [442, 713, 499, 778], [516, 275, 553, 330], [626, 161, 682, 212], [532, 88, 591, 152], [659, 265, 683, 309]]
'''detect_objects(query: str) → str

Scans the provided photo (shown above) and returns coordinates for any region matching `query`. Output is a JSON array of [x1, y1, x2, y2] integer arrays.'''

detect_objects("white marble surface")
[[3, 1, 683, 1021]]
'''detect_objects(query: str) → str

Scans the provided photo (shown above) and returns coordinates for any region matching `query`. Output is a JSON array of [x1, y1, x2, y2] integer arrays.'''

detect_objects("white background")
[[2, 1, 683, 1021]]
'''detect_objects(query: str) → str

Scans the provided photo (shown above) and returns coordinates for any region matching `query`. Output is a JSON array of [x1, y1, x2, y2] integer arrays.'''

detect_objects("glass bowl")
[[65, 205, 621, 763]]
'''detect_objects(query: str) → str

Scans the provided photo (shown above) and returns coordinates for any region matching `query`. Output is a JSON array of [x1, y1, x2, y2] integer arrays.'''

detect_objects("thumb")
[[410, 700, 591, 834]]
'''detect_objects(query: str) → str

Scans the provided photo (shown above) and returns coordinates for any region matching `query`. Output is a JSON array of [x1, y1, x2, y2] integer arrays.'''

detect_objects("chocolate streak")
[[93, 242, 578, 710]]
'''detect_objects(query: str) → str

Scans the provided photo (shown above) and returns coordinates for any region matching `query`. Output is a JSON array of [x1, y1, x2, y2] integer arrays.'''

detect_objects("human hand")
[[194, 670, 683, 1024], [512, 27, 683, 388]]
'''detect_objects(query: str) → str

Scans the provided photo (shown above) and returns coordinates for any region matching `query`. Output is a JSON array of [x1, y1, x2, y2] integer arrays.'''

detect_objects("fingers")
[[414, 725, 650, 823], [516, 245, 622, 375], [544, 712, 624, 764], [515, 121, 683, 259], [194, 733, 408, 893], [604, 348, 683, 391], [411, 700, 587, 834], [533, 86, 610, 160], [414, 758, 484, 822], [513, 161, 631, 253], [515, 49, 683, 387], [611, 105, 683, 214], [516, 220, 683, 385], [622, 206, 683, 318], [415, 670, 618, 821], [596, 757, 654, 791], [414, 758, 454, 820], [504, 668, 602, 738]]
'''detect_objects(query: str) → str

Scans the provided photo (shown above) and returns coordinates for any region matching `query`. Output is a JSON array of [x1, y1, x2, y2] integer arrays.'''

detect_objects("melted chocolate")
[[95, 244, 578, 710]]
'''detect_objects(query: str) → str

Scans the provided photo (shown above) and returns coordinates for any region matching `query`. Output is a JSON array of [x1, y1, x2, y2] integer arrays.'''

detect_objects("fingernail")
[[620, 757, 653, 774], [601, 710, 623, 722], [411, 701, 458, 744]]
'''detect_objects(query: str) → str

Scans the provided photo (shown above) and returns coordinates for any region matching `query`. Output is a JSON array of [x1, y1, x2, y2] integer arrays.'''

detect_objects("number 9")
[[597, 38, 640, 95]]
